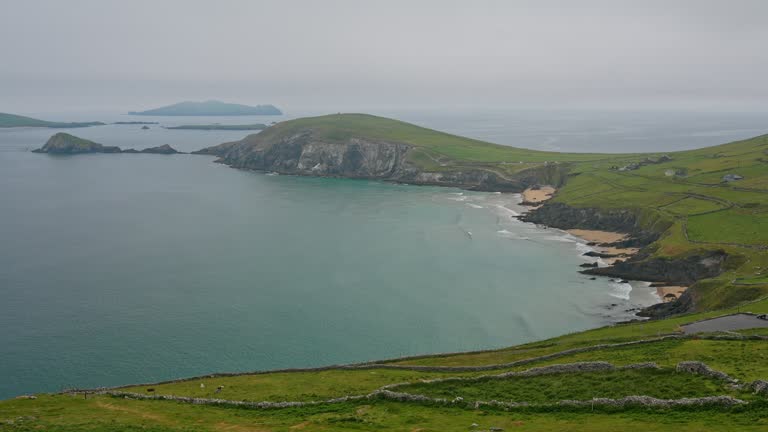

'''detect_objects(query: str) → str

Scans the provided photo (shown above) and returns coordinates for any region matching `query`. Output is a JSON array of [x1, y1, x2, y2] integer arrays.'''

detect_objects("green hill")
[[0, 112, 104, 128], [129, 100, 282, 116], [3, 114, 768, 431]]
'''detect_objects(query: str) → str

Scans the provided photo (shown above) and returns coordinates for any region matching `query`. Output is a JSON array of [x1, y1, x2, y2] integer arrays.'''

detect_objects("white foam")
[[543, 235, 576, 243], [493, 205, 519, 217], [575, 242, 593, 254], [466, 203, 483, 209], [609, 282, 632, 300]]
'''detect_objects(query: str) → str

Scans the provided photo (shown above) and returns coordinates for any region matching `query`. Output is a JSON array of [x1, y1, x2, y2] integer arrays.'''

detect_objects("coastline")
[[518, 187, 662, 311]]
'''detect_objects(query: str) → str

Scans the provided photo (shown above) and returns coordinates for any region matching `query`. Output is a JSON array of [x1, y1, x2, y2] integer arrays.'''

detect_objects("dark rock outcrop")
[[32, 133, 121, 154], [639, 290, 695, 318], [519, 202, 638, 233], [580, 250, 728, 286]]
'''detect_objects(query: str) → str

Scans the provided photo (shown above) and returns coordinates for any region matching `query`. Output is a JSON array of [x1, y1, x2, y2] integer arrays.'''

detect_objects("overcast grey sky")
[[2, 0, 767, 113]]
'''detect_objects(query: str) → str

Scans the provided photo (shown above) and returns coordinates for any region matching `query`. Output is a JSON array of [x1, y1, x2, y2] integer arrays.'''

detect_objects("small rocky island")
[[32, 133, 121, 154], [32, 133, 183, 155], [165, 124, 267, 131], [129, 100, 282, 116], [122, 144, 182, 154]]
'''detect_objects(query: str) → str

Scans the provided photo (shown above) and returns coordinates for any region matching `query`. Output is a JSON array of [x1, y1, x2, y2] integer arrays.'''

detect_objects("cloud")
[[2, 0, 767, 111]]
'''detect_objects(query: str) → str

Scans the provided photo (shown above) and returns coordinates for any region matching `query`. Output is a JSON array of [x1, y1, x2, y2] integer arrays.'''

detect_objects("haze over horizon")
[[2, 0, 768, 113]]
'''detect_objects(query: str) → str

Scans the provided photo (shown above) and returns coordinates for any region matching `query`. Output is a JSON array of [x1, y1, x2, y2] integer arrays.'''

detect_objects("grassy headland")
[[0, 112, 104, 128]]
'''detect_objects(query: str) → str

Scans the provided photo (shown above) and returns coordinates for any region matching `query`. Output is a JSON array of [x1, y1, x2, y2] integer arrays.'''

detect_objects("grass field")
[[3, 396, 768, 431], [395, 368, 742, 403]]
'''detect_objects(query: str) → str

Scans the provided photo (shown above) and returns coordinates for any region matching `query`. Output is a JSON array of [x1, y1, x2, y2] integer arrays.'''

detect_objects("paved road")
[[681, 313, 768, 334]]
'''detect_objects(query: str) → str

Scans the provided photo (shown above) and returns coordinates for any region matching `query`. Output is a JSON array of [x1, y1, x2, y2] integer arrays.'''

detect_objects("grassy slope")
[[0, 112, 103, 128], [3, 114, 768, 430], [395, 368, 742, 403]]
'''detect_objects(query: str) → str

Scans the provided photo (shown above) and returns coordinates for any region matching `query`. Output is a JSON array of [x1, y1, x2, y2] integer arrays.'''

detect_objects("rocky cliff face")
[[194, 130, 559, 192], [581, 250, 728, 285]]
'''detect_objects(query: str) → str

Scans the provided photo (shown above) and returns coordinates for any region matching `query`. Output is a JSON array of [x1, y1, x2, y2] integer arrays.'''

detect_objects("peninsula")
[[128, 100, 282, 116], [0, 112, 104, 128]]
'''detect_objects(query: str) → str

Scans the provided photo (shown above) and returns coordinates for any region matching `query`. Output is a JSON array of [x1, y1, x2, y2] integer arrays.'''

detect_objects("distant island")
[[165, 123, 267, 131], [128, 100, 282, 116], [0, 112, 104, 128], [32, 133, 183, 154]]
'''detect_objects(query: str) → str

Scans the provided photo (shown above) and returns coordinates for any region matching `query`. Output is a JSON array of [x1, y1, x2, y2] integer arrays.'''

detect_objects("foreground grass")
[[120, 368, 520, 403], [2, 395, 768, 432], [396, 368, 743, 403]]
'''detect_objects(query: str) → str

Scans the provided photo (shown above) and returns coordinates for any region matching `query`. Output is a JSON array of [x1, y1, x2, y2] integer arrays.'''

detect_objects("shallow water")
[[4, 108, 750, 398]]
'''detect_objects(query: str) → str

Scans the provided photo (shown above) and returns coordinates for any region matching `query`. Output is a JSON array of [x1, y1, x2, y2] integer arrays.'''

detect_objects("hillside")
[[5, 114, 768, 431], [0, 112, 104, 128], [129, 100, 282, 116]]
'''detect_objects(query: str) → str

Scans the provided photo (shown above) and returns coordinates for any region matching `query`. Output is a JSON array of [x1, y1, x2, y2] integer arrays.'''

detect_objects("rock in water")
[[140, 144, 182, 154], [32, 133, 121, 154]]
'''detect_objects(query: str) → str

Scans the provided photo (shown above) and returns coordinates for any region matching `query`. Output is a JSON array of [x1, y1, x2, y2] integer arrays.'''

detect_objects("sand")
[[657, 286, 688, 302], [566, 229, 639, 264], [522, 186, 556, 203], [566, 229, 627, 244]]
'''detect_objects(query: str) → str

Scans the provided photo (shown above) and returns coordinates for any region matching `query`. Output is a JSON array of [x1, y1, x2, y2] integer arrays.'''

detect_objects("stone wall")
[[69, 360, 754, 412]]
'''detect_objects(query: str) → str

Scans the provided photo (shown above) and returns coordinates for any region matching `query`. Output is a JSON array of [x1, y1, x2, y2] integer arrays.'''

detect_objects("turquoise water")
[[4, 111, 740, 398]]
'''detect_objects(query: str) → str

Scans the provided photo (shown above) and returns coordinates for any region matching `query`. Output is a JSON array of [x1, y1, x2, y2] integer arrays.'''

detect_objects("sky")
[[1, 0, 767, 113]]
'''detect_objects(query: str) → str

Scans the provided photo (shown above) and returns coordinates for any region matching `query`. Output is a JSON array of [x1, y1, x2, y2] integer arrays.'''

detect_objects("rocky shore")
[[519, 201, 728, 317]]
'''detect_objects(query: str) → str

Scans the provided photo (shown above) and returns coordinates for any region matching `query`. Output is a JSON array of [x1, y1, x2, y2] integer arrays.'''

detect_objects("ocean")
[[1, 108, 765, 398]]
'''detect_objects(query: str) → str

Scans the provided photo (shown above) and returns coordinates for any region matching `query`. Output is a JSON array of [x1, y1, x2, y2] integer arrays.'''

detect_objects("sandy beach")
[[566, 229, 639, 265], [656, 285, 688, 302], [522, 186, 556, 203]]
